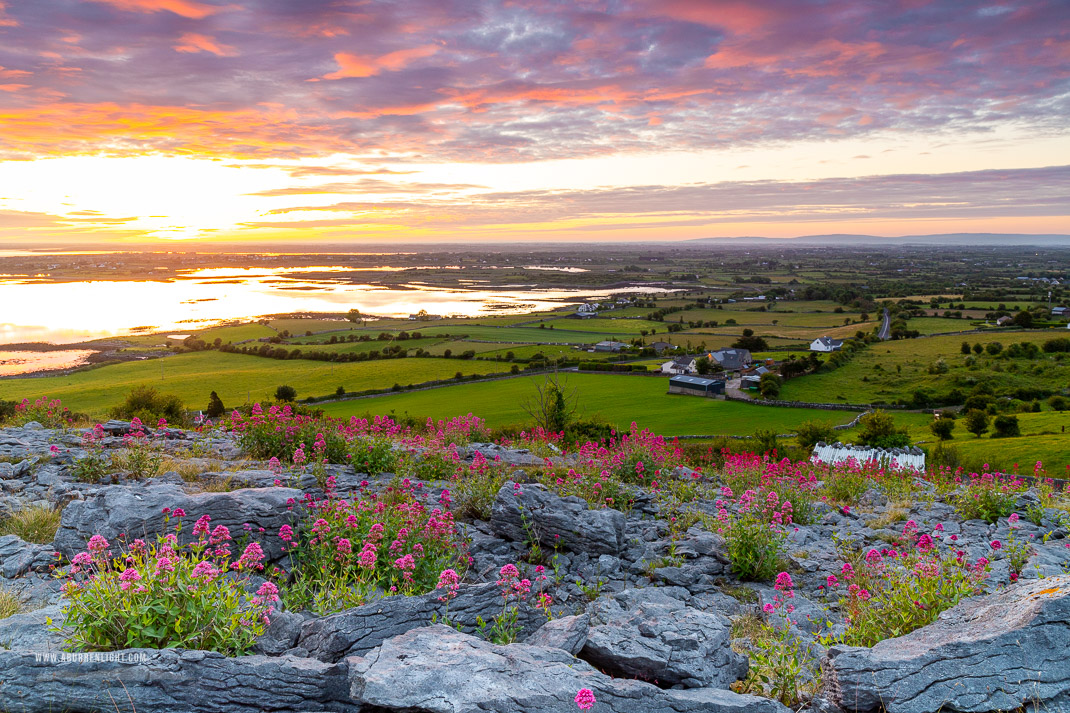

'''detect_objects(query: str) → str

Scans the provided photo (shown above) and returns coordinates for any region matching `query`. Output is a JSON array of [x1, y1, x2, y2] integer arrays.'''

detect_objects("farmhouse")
[[709, 348, 752, 371], [576, 303, 598, 315], [810, 336, 843, 352], [649, 341, 676, 353], [995, 316, 1014, 326], [660, 356, 697, 375], [593, 340, 630, 353], [667, 375, 725, 397], [1052, 306, 1067, 317]]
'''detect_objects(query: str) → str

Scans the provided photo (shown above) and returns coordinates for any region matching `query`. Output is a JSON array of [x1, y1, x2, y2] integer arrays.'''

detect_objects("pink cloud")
[[173, 33, 238, 57], [87, 0, 222, 19], [323, 45, 440, 80]]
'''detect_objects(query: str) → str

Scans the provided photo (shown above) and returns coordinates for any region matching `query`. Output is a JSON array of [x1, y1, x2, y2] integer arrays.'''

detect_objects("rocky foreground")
[[0, 418, 1068, 713]]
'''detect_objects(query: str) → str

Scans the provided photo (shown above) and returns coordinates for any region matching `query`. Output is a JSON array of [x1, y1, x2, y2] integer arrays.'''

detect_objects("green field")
[[0, 353, 508, 416], [195, 322, 276, 344], [320, 373, 859, 436], [780, 331, 1070, 405]]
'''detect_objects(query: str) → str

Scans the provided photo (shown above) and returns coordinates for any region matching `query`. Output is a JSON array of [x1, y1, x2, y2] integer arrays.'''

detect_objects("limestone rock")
[[490, 481, 625, 556], [524, 613, 589, 655], [52, 482, 300, 562], [299, 581, 544, 662], [348, 624, 787, 713], [0, 535, 57, 578], [827, 575, 1070, 713], [581, 588, 747, 688], [0, 648, 352, 713]]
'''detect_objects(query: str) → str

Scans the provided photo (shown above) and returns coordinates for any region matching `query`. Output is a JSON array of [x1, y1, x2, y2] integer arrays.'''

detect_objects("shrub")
[[928, 441, 960, 469], [929, 418, 955, 441], [1048, 395, 1069, 411], [963, 409, 990, 438], [59, 518, 277, 655], [275, 385, 297, 402], [0, 504, 62, 544], [4, 397, 76, 428], [205, 391, 226, 418], [73, 424, 113, 483], [825, 522, 991, 648], [709, 487, 792, 582], [281, 482, 468, 614], [794, 420, 836, 451], [985, 342, 1003, 355], [111, 386, 185, 426], [231, 404, 349, 463], [951, 472, 1022, 523], [991, 414, 1021, 438], [111, 419, 164, 479], [856, 410, 910, 448]]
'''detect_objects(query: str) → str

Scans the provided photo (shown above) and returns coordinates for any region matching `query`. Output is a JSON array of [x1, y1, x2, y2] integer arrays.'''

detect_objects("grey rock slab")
[[827, 574, 1070, 713], [52, 482, 301, 562], [253, 610, 308, 656], [490, 481, 625, 556], [299, 581, 545, 662], [0, 648, 353, 713], [581, 588, 747, 688], [524, 613, 590, 655], [0, 604, 66, 651], [0, 535, 57, 578], [347, 624, 787, 713]]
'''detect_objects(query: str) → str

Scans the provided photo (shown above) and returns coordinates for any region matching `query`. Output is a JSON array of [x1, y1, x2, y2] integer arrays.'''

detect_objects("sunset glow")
[[0, 0, 1067, 245]]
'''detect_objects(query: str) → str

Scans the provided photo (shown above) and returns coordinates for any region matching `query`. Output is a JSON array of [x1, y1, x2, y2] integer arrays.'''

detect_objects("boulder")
[[827, 575, 1070, 712], [299, 581, 544, 662], [52, 482, 301, 562], [581, 588, 747, 688], [0, 535, 57, 578], [490, 481, 625, 556], [524, 613, 589, 655], [0, 604, 66, 651], [0, 648, 352, 713], [348, 624, 787, 713]]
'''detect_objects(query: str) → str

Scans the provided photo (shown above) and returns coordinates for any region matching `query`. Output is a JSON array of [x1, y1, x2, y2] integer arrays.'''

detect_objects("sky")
[[0, 0, 1068, 246]]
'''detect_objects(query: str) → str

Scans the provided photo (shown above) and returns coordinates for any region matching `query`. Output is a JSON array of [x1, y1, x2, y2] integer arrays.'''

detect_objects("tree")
[[733, 334, 769, 351], [695, 356, 712, 375], [1048, 395, 1069, 412], [346, 309, 362, 324], [205, 391, 225, 418], [961, 341, 971, 355], [929, 418, 955, 441], [972, 342, 983, 354], [985, 342, 1003, 355], [992, 414, 1021, 438], [1012, 311, 1034, 328], [857, 410, 911, 448], [794, 420, 835, 450], [758, 372, 781, 399], [521, 373, 578, 433], [963, 409, 990, 438], [275, 385, 297, 402]]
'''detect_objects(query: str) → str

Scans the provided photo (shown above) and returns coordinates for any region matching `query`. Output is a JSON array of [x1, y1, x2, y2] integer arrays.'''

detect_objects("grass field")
[[195, 323, 276, 344], [0, 353, 508, 416], [320, 373, 859, 436], [779, 331, 1070, 405]]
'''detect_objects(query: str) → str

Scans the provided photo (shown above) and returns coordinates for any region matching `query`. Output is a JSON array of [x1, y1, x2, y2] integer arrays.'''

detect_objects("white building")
[[810, 336, 844, 352]]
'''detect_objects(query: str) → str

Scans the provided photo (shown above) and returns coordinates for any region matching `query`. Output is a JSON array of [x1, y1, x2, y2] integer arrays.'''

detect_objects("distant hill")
[[684, 233, 1070, 247]]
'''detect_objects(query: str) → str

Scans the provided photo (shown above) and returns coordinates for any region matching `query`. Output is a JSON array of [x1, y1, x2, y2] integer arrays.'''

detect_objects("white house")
[[995, 316, 1013, 326], [810, 336, 843, 352], [576, 303, 598, 315], [661, 356, 698, 375]]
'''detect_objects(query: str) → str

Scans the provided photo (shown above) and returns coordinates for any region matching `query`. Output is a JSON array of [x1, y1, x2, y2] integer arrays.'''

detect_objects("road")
[[877, 308, 891, 340]]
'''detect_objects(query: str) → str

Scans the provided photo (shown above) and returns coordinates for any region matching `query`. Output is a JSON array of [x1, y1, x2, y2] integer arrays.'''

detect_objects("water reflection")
[[0, 350, 96, 376], [0, 266, 666, 345]]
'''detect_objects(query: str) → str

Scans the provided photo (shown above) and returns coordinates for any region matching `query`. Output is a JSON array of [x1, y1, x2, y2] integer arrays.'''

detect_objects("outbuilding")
[[668, 375, 725, 396]]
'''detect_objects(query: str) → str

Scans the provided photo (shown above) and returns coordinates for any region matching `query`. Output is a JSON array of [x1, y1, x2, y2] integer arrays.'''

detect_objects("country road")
[[877, 307, 891, 340]]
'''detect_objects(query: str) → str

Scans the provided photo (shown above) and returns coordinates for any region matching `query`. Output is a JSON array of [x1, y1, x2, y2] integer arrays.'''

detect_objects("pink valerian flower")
[[253, 581, 280, 606], [154, 557, 176, 575], [191, 560, 221, 582], [311, 518, 331, 536], [763, 603, 775, 614], [774, 572, 794, 592], [293, 446, 307, 466], [193, 515, 212, 538], [865, 548, 883, 565], [1008, 513, 1020, 526], [358, 544, 378, 569], [841, 562, 855, 580], [915, 534, 934, 553], [87, 535, 109, 553], [278, 524, 294, 542], [209, 525, 231, 545], [826, 574, 839, 588], [172, 508, 185, 518], [990, 540, 1002, 551], [118, 567, 142, 590], [436, 568, 461, 603], [50, 445, 60, 454], [335, 538, 353, 558], [235, 542, 266, 571], [575, 688, 596, 710]]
